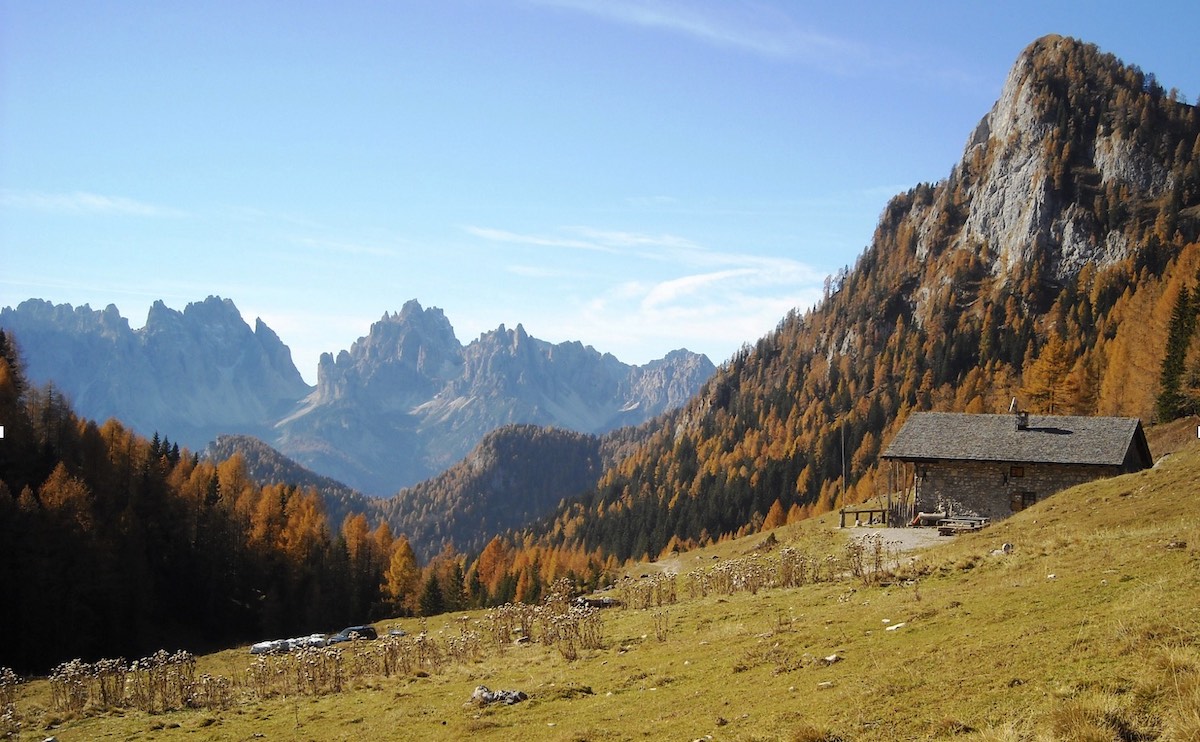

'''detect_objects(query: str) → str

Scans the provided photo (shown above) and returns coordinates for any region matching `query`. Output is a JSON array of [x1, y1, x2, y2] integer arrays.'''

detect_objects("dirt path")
[[639, 526, 944, 577]]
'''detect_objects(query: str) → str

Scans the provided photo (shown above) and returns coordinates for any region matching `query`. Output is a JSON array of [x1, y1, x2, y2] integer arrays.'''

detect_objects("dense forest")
[[205, 434, 387, 533], [0, 332, 418, 672]]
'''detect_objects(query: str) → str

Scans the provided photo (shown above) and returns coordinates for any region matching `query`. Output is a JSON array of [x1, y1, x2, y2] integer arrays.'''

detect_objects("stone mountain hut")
[[881, 411, 1153, 523]]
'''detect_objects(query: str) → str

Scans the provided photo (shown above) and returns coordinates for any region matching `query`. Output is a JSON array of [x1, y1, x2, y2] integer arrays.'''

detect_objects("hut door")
[[1010, 491, 1037, 512]]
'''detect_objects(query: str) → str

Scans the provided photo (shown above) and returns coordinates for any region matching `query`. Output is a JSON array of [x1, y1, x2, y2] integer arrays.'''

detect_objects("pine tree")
[[418, 573, 444, 617], [443, 561, 468, 612], [1156, 282, 1197, 421]]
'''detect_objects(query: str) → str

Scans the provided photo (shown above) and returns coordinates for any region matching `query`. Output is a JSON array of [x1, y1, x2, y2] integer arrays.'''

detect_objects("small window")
[[1010, 491, 1037, 512], [1010, 465, 1025, 478]]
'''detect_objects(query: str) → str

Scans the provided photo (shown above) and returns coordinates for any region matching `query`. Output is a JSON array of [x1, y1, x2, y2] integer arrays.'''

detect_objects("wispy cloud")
[[507, 264, 582, 279], [565, 267, 822, 364], [466, 223, 822, 278], [294, 236, 398, 258], [0, 189, 186, 217], [528, 0, 982, 87], [466, 221, 825, 364], [567, 226, 702, 252], [466, 224, 705, 259], [641, 268, 756, 308], [464, 225, 622, 253], [529, 0, 862, 64], [630, 254, 821, 315]]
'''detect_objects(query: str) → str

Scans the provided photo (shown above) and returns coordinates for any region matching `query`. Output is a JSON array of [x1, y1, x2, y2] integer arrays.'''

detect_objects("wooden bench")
[[839, 507, 891, 528], [936, 516, 990, 536]]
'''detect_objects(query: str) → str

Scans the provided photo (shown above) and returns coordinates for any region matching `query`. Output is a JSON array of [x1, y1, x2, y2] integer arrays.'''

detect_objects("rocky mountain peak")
[[98, 303, 129, 335], [144, 298, 177, 324], [900, 34, 1189, 303], [282, 307, 715, 494], [314, 300, 463, 407], [973, 35, 1063, 147]]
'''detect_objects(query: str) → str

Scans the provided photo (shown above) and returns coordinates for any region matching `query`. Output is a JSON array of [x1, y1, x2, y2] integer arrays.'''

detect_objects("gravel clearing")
[[844, 526, 945, 553]]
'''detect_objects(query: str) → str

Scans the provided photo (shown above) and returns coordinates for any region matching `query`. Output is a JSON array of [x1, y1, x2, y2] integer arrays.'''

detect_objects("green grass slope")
[[7, 442, 1199, 741]]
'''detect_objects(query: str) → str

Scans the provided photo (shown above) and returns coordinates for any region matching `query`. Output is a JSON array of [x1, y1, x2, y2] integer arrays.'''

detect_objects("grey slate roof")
[[881, 412, 1151, 467]]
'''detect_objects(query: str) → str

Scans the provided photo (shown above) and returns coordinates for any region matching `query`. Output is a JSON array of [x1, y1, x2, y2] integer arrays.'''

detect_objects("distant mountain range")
[[0, 297, 309, 447], [0, 297, 714, 495]]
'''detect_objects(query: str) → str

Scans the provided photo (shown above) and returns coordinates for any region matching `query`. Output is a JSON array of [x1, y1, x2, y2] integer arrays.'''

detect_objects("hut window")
[[1009, 465, 1025, 478]]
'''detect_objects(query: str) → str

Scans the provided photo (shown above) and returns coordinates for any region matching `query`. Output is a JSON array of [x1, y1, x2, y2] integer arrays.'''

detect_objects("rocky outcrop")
[[906, 35, 1179, 296]]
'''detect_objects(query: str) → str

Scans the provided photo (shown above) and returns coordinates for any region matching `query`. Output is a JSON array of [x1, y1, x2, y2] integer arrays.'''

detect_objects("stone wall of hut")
[[913, 459, 1119, 522]]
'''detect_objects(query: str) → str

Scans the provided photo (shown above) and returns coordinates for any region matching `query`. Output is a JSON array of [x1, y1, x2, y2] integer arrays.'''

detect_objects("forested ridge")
[[374, 425, 603, 561], [205, 433, 386, 533]]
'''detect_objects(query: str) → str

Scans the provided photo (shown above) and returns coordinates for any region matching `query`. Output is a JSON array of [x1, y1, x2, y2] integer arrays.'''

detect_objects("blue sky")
[[3, 1, 1198, 384]]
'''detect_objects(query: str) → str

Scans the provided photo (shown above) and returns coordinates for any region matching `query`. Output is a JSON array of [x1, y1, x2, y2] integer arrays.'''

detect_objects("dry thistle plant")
[[191, 673, 234, 710], [48, 659, 90, 713], [446, 617, 482, 664], [618, 573, 678, 609], [652, 610, 670, 642], [91, 657, 127, 709], [0, 666, 19, 736]]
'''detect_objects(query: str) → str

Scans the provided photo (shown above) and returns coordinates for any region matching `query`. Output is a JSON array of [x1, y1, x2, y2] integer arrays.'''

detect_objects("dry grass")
[[5, 441, 1200, 741], [1144, 415, 1200, 458]]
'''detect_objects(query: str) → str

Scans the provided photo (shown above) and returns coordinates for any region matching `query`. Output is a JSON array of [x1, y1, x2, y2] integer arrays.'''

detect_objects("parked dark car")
[[328, 625, 377, 643]]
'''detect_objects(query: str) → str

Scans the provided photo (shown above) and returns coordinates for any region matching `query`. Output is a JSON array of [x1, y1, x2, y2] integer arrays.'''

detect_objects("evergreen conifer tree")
[[1156, 283, 1196, 421], [418, 573, 445, 616]]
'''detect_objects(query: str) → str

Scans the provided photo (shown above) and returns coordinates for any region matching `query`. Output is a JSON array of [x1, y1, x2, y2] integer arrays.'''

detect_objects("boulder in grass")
[[468, 685, 528, 706]]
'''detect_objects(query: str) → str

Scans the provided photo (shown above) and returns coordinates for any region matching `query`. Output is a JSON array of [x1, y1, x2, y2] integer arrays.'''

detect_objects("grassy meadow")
[[5, 440, 1200, 741]]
